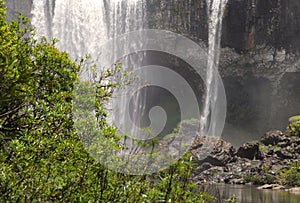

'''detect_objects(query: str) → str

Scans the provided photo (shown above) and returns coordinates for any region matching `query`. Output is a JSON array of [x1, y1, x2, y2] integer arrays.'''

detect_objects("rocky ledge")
[[191, 130, 300, 187]]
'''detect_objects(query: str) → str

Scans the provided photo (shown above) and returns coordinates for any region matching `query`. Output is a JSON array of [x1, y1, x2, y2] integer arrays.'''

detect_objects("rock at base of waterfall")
[[257, 184, 285, 190]]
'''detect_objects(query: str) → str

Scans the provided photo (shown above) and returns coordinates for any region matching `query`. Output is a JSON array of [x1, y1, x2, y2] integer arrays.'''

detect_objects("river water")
[[216, 184, 300, 203]]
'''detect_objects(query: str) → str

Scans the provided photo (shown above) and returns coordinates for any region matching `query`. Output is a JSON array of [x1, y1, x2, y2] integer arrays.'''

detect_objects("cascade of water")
[[31, 0, 145, 59], [201, 0, 228, 136], [31, 0, 147, 140]]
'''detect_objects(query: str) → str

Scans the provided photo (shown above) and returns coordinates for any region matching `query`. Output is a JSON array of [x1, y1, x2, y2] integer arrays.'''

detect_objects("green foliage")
[[259, 144, 269, 152], [287, 117, 300, 136], [261, 144, 282, 153], [273, 145, 282, 152], [244, 174, 276, 185], [225, 195, 237, 203], [289, 115, 300, 123], [279, 161, 300, 186]]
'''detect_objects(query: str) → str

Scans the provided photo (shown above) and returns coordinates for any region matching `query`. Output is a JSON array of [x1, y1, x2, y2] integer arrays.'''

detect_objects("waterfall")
[[31, 0, 145, 59], [31, 0, 146, 138], [201, 0, 228, 136]]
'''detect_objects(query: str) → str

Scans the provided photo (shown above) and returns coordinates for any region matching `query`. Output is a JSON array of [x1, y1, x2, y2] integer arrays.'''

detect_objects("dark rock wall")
[[147, 0, 300, 52], [146, 0, 300, 145]]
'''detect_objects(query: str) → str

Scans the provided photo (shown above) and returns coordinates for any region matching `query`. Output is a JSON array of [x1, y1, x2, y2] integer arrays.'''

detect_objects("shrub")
[[244, 174, 276, 185], [288, 115, 300, 123], [279, 161, 300, 186], [287, 116, 300, 136]]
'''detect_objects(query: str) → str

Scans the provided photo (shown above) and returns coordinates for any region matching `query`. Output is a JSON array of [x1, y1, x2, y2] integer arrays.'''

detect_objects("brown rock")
[[275, 149, 294, 159], [287, 187, 300, 194], [257, 184, 285, 190], [237, 142, 263, 160], [191, 138, 236, 168], [261, 130, 287, 146]]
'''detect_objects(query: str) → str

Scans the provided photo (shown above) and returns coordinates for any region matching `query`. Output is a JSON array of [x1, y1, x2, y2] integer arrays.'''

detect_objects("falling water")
[[31, 0, 146, 59], [201, 0, 228, 136], [31, 0, 146, 139]]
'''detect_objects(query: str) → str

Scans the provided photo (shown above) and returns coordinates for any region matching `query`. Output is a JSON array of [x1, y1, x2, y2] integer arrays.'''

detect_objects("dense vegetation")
[[287, 115, 300, 137], [0, 1, 225, 202]]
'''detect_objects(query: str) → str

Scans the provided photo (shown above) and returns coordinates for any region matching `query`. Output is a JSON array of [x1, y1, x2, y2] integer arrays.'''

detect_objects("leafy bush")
[[244, 174, 276, 185], [287, 120, 300, 136], [288, 115, 300, 123], [279, 161, 300, 186]]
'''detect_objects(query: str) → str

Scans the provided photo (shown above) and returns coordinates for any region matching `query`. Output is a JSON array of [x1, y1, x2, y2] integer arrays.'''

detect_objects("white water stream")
[[31, 0, 145, 59], [201, 0, 228, 135]]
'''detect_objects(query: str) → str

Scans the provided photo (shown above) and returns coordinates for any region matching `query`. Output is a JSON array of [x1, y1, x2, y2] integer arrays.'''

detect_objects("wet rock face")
[[148, 0, 300, 52], [146, 0, 300, 143], [221, 67, 300, 145]]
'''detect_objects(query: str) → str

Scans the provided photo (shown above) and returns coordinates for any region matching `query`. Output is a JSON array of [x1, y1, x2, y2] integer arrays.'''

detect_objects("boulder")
[[295, 145, 300, 154], [237, 142, 263, 160], [193, 162, 213, 175], [261, 130, 287, 146], [228, 178, 245, 185], [290, 136, 300, 147], [263, 157, 290, 171], [192, 138, 236, 169], [287, 187, 300, 194], [257, 184, 285, 190], [275, 149, 294, 159]]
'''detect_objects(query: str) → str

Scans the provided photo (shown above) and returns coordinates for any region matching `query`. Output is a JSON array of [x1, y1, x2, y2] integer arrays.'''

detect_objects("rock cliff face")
[[147, 0, 300, 52], [5, 0, 300, 145], [147, 0, 300, 144]]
